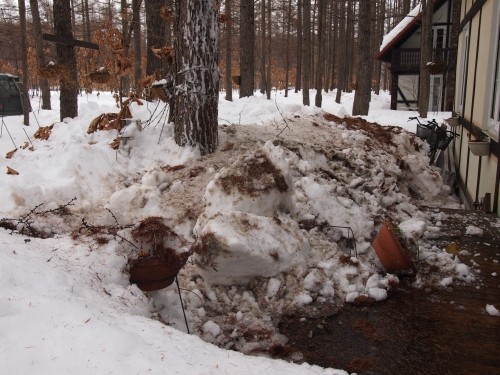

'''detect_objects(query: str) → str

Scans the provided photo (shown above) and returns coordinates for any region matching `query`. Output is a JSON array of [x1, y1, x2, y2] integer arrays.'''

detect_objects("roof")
[[377, 0, 450, 62], [377, 4, 423, 62]]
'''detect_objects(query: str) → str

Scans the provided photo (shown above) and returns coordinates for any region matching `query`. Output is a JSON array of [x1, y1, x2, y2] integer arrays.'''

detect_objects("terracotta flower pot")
[[372, 220, 415, 274]]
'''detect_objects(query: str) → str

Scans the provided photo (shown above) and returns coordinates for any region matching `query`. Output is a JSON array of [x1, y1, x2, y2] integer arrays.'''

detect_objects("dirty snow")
[[0, 89, 476, 374]]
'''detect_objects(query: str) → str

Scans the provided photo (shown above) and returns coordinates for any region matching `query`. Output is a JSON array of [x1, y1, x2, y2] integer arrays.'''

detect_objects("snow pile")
[[0, 89, 467, 373]]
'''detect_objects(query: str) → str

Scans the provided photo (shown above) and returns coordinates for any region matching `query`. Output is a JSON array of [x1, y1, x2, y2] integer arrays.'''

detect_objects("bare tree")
[[132, 0, 142, 92], [335, 0, 346, 104], [352, 0, 371, 116], [295, 0, 302, 93], [53, 0, 78, 120], [145, 0, 167, 76], [284, 0, 292, 97], [418, 0, 433, 118], [30, 0, 51, 109], [18, 0, 30, 125], [302, 0, 311, 106], [173, 0, 219, 155], [239, 0, 255, 97], [224, 0, 233, 101], [314, 0, 325, 107]]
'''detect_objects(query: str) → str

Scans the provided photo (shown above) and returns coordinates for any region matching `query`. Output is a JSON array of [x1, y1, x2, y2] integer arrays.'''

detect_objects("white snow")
[[0, 88, 466, 374], [485, 304, 500, 316], [465, 225, 484, 236]]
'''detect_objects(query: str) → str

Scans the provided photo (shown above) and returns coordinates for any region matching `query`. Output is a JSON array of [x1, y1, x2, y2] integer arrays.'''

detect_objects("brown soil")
[[278, 209, 500, 375]]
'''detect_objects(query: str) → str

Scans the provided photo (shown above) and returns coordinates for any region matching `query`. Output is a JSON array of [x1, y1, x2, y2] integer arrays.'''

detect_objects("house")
[[377, 0, 460, 111], [452, 0, 500, 216], [0, 73, 24, 116]]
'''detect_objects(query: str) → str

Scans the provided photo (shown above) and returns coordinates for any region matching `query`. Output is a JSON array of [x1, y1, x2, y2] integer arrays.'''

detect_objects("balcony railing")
[[391, 48, 455, 71]]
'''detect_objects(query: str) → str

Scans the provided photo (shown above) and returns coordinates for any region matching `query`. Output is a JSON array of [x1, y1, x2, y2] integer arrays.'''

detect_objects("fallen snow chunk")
[[492, 272, 497, 277], [193, 211, 309, 285], [345, 291, 360, 303], [455, 263, 471, 277], [266, 278, 281, 298], [348, 177, 364, 189], [465, 225, 483, 236], [303, 269, 323, 292], [365, 274, 381, 290], [399, 218, 426, 241], [486, 304, 500, 316], [202, 320, 221, 337], [235, 311, 243, 321], [319, 282, 335, 298], [368, 287, 388, 301], [196, 307, 206, 318], [440, 277, 453, 287], [294, 292, 313, 305]]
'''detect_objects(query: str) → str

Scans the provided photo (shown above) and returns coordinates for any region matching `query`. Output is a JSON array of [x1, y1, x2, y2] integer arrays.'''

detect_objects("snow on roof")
[[379, 3, 422, 53]]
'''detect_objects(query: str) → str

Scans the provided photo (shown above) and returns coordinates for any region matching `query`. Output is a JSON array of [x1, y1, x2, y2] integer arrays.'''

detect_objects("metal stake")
[[175, 276, 190, 334]]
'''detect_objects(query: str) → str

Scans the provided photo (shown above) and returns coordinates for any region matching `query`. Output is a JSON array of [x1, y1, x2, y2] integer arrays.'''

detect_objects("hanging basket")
[[468, 140, 490, 156], [444, 117, 459, 127], [88, 70, 111, 84], [129, 251, 189, 291]]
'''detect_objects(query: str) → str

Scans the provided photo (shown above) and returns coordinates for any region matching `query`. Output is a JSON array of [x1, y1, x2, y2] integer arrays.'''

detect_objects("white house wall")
[[454, 0, 500, 216]]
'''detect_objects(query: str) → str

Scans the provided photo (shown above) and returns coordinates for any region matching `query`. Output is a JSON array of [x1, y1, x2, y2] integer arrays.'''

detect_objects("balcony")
[[390, 48, 455, 73]]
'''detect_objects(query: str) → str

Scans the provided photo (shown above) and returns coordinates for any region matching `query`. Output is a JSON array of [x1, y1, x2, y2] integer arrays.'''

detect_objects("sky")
[[1, 88, 495, 375]]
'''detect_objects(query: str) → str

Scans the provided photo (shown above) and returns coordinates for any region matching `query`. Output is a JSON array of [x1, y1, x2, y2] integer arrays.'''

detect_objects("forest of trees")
[[0, 0, 422, 152]]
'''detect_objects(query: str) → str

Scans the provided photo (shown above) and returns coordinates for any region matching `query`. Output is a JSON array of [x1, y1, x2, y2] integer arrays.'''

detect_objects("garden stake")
[[175, 276, 190, 334]]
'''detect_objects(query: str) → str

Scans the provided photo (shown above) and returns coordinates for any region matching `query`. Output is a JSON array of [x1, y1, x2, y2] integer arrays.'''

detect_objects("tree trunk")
[[260, 0, 266, 94], [53, 0, 78, 121], [335, 0, 346, 104], [224, 0, 233, 101], [302, 0, 311, 106], [239, 0, 255, 97], [84, 0, 91, 42], [145, 0, 167, 76], [30, 0, 51, 110], [352, 0, 371, 116], [265, 0, 271, 99], [120, 0, 130, 99], [295, 0, 302, 92], [284, 0, 292, 97], [18, 0, 30, 125], [133, 0, 142, 93], [173, 0, 219, 155], [314, 0, 325, 107], [418, 0, 433, 118]]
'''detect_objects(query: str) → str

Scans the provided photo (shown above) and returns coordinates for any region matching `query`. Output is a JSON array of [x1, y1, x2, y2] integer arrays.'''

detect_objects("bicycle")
[[408, 117, 459, 165], [408, 116, 439, 141]]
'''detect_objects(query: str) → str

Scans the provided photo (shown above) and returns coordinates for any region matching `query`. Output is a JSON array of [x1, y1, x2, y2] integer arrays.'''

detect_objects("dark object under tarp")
[[0, 74, 24, 116]]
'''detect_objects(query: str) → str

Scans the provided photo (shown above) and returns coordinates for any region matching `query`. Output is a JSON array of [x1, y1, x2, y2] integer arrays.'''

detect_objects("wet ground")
[[278, 209, 500, 375]]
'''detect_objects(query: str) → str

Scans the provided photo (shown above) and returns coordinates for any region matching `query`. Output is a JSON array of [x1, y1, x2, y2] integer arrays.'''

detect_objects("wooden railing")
[[391, 48, 456, 71]]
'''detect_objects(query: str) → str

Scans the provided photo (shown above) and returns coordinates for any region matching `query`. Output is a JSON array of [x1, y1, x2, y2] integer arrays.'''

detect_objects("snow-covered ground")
[[1, 89, 479, 374]]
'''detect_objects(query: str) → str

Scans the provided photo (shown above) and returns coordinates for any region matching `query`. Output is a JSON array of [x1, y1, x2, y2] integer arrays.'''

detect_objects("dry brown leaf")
[[7, 166, 19, 175], [110, 138, 120, 149], [5, 149, 17, 159], [34, 124, 55, 140]]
